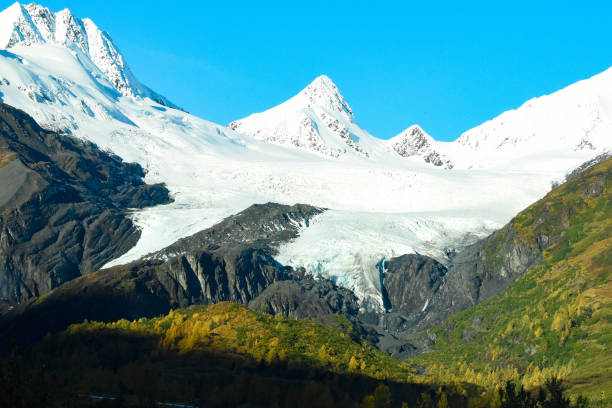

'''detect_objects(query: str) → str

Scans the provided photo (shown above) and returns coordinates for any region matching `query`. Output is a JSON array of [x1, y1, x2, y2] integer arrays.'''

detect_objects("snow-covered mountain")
[[0, 2, 175, 107], [387, 125, 453, 169], [391, 69, 612, 171], [228, 75, 386, 158], [0, 2, 608, 309], [449, 67, 612, 170], [228, 68, 611, 172]]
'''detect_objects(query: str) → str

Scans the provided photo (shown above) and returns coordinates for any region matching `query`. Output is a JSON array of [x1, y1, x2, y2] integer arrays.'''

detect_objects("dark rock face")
[[0, 103, 172, 303], [352, 254, 449, 359], [0, 203, 332, 346], [375, 225, 544, 345], [133, 203, 326, 309], [445, 225, 543, 304], [248, 276, 375, 344], [150, 202, 324, 259], [382, 254, 447, 315], [363, 222, 549, 359], [249, 276, 360, 323], [154, 246, 294, 307]]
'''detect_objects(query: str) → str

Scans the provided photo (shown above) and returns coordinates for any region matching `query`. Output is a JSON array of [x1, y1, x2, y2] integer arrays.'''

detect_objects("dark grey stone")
[[0, 103, 172, 303]]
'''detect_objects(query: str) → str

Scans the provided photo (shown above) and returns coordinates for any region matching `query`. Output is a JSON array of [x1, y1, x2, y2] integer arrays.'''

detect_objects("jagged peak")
[[296, 74, 354, 120], [227, 75, 372, 157], [0, 2, 178, 109], [308, 74, 336, 90], [389, 124, 433, 145], [0, 2, 43, 48], [54, 7, 89, 53], [22, 4, 55, 39], [55, 7, 73, 17], [0, 3, 91, 52], [388, 124, 453, 168]]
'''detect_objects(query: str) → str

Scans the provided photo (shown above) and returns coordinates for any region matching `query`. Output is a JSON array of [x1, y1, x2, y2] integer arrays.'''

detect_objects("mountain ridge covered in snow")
[[387, 125, 454, 169], [420, 67, 612, 170], [228, 68, 612, 171], [0, 2, 177, 108], [0, 2, 610, 309], [228, 74, 381, 158]]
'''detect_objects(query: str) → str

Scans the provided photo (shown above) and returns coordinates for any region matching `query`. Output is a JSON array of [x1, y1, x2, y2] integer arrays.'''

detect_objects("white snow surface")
[[0, 3, 610, 308], [228, 75, 387, 158], [387, 125, 454, 169], [0, 2, 175, 105], [275, 210, 499, 309]]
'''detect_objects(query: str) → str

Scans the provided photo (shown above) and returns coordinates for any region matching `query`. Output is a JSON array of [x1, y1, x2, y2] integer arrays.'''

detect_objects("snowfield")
[[274, 210, 500, 309], [0, 3, 610, 308]]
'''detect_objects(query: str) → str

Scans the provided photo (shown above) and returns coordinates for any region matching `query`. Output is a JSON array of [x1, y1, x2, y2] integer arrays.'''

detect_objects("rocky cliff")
[[0, 202, 352, 346], [0, 103, 171, 302], [373, 156, 612, 358]]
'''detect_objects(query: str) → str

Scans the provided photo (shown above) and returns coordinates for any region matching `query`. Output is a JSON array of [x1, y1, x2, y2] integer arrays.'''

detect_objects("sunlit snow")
[[0, 3, 610, 308]]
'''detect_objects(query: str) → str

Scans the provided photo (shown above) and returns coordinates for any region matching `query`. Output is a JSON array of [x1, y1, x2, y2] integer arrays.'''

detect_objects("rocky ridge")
[[228, 75, 373, 158], [0, 2, 176, 106], [0, 202, 364, 347], [388, 125, 453, 169], [0, 102, 171, 302]]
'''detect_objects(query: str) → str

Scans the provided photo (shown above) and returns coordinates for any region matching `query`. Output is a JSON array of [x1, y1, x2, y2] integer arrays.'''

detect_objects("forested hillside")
[[410, 157, 611, 405]]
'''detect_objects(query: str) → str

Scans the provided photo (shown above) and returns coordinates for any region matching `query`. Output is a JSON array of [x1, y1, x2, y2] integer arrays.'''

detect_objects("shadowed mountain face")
[[0, 202, 363, 347], [149, 202, 324, 259], [373, 156, 612, 361], [409, 157, 611, 403], [0, 103, 172, 303]]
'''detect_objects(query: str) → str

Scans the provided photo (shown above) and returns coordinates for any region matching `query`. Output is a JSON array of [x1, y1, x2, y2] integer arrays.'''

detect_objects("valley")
[[0, 2, 610, 407]]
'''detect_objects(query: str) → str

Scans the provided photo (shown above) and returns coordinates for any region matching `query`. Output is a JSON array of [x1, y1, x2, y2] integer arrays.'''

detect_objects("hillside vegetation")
[[411, 157, 612, 404], [3, 302, 487, 407]]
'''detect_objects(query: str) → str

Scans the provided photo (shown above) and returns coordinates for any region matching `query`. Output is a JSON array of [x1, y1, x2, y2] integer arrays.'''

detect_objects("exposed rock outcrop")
[[381, 254, 447, 315], [388, 125, 453, 169], [0, 202, 332, 346], [0, 103, 171, 303], [249, 275, 359, 323], [151, 202, 324, 259]]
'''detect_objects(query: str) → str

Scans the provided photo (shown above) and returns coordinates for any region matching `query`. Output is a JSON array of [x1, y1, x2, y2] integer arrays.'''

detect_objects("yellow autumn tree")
[[348, 355, 359, 371], [437, 392, 449, 408], [362, 395, 375, 408]]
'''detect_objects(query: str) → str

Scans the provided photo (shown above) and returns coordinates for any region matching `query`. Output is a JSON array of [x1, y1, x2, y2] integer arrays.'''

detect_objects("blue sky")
[[6, 0, 612, 141]]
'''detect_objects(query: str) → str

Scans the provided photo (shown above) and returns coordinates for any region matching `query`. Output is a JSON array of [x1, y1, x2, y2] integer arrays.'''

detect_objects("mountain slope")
[[382, 69, 612, 172], [387, 125, 453, 169], [1, 2, 608, 313], [409, 157, 612, 403], [447, 68, 612, 170], [0, 2, 175, 106], [0, 203, 358, 347], [1, 302, 487, 407], [229, 75, 386, 158], [0, 102, 171, 302]]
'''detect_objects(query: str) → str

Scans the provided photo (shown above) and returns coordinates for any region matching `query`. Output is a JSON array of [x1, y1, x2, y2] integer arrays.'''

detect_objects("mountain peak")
[[390, 125, 432, 145], [2, 2, 24, 16], [228, 75, 375, 157], [389, 125, 453, 168], [0, 2, 176, 108], [309, 74, 335, 89], [0, 2, 44, 48], [4, 2, 23, 13], [297, 74, 353, 121]]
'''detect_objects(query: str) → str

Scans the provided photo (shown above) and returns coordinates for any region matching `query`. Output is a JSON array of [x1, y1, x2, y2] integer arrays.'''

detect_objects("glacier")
[[0, 2, 610, 309]]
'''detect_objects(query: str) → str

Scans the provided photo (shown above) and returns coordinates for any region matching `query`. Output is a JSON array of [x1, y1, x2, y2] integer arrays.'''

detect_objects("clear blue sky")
[[6, 0, 612, 141]]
